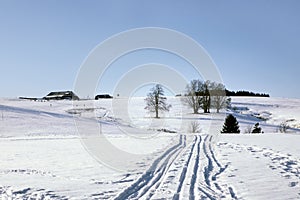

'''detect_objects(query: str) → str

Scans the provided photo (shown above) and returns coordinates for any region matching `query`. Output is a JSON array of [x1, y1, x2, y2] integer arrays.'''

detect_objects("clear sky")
[[0, 0, 299, 98]]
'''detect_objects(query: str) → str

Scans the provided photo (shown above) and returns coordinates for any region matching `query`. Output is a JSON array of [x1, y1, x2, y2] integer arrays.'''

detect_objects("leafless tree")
[[182, 80, 203, 114], [279, 121, 290, 133], [210, 82, 227, 113], [188, 121, 202, 133], [244, 125, 252, 134], [145, 84, 171, 118]]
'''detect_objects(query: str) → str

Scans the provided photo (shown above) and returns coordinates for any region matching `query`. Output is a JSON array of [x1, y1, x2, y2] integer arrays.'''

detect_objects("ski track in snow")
[[198, 135, 236, 200], [114, 134, 234, 200], [114, 135, 185, 200], [2, 97, 300, 199], [0, 135, 240, 200]]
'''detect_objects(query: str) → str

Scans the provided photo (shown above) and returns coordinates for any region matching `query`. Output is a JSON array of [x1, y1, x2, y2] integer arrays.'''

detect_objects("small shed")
[[95, 94, 113, 100]]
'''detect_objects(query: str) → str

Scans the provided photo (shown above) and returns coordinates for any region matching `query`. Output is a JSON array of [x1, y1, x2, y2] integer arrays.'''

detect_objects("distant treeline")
[[225, 90, 270, 97]]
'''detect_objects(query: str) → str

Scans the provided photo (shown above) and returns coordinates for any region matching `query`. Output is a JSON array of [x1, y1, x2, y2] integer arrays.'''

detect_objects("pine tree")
[[200, 81, 211, 113], [221, 114, 240, 133], [252, 123, 262, 133], [145, 84, 171, 118]]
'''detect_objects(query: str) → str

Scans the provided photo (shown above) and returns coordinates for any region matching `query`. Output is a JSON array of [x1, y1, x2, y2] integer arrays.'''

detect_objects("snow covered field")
[[0, 97, 299, 199]]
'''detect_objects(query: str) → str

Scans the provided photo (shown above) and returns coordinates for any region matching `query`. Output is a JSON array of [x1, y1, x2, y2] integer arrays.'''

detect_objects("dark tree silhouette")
[[221, 114, 240, 133], [252, 123, 262, 133], [145, 84, 171, 118], [225, 90, 270, 97], [200, 81, 211, 113]]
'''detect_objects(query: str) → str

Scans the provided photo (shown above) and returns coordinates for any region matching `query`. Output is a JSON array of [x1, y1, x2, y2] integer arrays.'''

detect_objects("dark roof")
[[95, 94, 113, 99], [43, 91, 79, 100]]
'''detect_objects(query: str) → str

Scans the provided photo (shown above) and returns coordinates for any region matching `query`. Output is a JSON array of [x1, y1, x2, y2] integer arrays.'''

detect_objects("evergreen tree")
[[252, 123, 262, 133], [200, 80, 211, 113], [221, 114, 240, 133], [145, 84, 171, 118]]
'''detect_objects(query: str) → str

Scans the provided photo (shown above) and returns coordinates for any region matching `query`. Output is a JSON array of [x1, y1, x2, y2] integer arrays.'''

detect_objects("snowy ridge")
[[1, 97, 300, 199]]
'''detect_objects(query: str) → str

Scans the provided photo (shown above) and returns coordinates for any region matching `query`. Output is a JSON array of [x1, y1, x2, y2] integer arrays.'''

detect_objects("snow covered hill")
[[0, 97, 299, 199]]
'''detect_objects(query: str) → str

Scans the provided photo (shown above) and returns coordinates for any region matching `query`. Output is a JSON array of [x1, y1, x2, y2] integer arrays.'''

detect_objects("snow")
[[0, 96, 299, 199], [230, 97, 300, 131]]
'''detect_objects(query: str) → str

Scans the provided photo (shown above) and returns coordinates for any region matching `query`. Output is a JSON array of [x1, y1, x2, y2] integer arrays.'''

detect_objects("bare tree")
[[244, 125, 252, 134], [210, 82, 227, 113], [184, 80, 229, 114], [145, 84, 171, 118], [183, 80, 203, 114], [279, 121, 290, 133], [188, 121, 202, 133]]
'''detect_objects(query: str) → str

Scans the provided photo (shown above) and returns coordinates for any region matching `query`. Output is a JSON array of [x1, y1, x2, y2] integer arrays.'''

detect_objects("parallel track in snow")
[[200, 135, 236, 199], [114, 135, 185, 200], [114, 134, 234, 200], [172, 135, 201, 200]]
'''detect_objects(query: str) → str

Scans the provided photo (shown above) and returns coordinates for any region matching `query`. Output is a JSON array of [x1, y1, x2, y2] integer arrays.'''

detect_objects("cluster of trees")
[[144, 80, 229, 118], [221, 114, 263, 134], [183, 80, 229, 114], [144, 83, 266, 134], [225, 90, 270, 97]]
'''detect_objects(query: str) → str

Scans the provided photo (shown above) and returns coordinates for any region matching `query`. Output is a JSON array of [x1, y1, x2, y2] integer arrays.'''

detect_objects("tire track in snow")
[[114, 135, 185, 200]]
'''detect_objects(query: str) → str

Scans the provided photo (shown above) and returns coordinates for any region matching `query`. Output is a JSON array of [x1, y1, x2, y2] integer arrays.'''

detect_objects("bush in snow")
[[221, 114, 240, 133], [279, 121, 290, 133], [251, 123, 263, 133], [244, 125, 252, 134], [188, 121, 202, 133]]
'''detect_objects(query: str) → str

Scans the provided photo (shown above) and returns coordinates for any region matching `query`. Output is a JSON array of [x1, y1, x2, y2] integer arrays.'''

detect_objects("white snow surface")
[[0, 97, 299, 199]]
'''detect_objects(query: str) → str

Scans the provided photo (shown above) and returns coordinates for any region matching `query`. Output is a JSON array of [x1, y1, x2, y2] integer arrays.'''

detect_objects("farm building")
[[95, 94, 113, 100], [43, 91, 80, 100]]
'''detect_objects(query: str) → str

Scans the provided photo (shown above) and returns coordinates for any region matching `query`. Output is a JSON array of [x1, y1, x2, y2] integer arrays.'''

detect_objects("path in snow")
[[114, 134, 235, 200]]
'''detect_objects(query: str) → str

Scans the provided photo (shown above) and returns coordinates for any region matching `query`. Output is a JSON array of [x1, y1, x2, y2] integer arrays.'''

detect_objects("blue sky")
[[0, 0, 300, 98]]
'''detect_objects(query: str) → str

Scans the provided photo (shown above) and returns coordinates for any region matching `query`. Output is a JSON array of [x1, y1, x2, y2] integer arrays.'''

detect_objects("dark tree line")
[[226, 90, 270, 97]]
